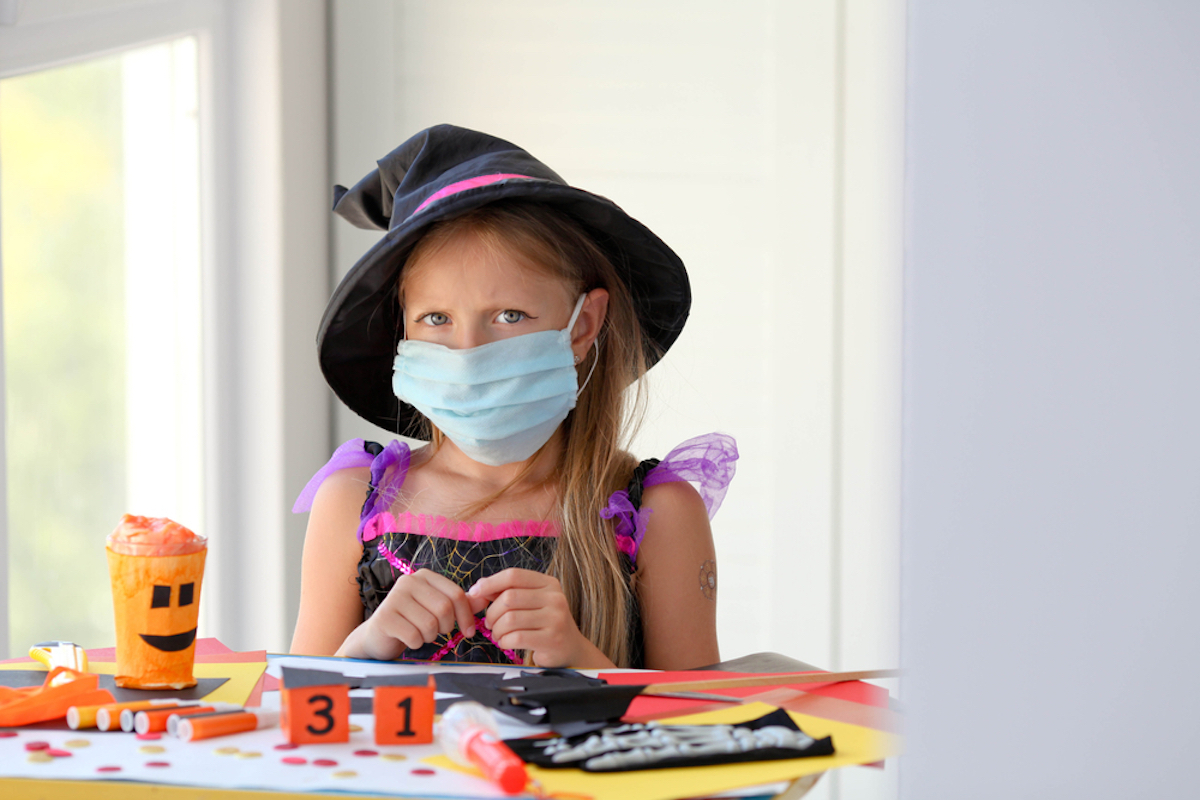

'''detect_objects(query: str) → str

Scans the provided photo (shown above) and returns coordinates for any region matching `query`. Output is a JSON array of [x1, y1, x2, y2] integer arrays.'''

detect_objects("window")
[[0, 37, 202, 654]]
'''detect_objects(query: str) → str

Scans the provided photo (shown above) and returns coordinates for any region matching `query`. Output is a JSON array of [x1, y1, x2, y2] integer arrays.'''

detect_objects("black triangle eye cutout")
[[151, 585, 171, 608], [178, 582, 194, 607]]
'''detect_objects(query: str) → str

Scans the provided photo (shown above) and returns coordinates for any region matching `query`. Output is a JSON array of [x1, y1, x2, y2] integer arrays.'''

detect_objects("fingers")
[[470, 568, 557, 603], [483, 588, 553, 630], [487, 608, 551, 643], [378, 570, 476, 649], [420, 570, 477, 638]]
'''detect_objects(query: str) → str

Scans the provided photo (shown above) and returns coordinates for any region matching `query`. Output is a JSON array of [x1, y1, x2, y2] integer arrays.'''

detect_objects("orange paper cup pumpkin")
[[106, 515, 207, 689]]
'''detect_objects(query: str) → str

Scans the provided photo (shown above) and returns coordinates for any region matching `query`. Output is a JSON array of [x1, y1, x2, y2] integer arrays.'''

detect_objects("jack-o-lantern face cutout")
[[107, 545, 206, 690], [140, 581, 198, 652]]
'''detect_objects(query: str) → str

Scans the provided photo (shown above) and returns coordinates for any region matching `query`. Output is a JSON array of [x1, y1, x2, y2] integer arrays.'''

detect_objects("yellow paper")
[[429, 702, 902, 800], [0, 660, 266, 707]]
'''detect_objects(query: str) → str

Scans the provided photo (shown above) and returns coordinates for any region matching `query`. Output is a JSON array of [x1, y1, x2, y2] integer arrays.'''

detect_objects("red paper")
[[600, 669, 890, 722]]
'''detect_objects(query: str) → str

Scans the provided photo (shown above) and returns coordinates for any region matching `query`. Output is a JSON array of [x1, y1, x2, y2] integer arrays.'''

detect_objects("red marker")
[[438, 702, 528, 795]]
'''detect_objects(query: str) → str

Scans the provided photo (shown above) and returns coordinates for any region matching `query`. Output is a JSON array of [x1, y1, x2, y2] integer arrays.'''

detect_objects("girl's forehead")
[[403, 230, 573, 305]]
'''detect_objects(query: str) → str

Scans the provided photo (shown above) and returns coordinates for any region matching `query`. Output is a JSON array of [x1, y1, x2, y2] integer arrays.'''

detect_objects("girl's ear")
[[571, 288, 609, 359]]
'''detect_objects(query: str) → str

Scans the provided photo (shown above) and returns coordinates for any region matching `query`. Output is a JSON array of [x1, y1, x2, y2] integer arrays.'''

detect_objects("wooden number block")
[[281, 684, 350, 745], [373, 677, 435, 745]]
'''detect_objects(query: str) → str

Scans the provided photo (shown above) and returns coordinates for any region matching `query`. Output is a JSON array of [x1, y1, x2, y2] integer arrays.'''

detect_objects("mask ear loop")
[[577, 339, 600, 397], [567, 294, 599, 397]]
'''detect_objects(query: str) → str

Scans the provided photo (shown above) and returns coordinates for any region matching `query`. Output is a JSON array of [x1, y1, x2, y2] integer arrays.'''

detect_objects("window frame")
[[0, 0, 330, 657]]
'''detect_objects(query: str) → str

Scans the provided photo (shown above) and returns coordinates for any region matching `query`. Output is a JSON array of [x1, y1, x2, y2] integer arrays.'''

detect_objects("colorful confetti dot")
[[136, 732, 162, 741], [274, 742, 299, 750], [146, 761, 171, 768], [380, 753, 407, 762], [138, 745, 166, 755], [353, 749, 379, 757], [214, 746, 240, 756], [411, 767, 437, 776], [333, 770, 358, 779], [281, 756, 307, 765], [236, 751, 262, 759], [96, 765, 123, 773], [313, 758, 339, 767], [0, 731, 18, 738], [47, 749, 72, 758], [348, 724, 363, 732], [64, 740, 91, 748], [24, 741, 50, 751], [27, 752, 53, 764]]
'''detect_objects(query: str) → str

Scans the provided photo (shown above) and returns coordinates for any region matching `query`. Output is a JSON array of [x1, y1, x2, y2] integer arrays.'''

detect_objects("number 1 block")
[[281, 684, 350, 745], [373, 676, 435, 745]]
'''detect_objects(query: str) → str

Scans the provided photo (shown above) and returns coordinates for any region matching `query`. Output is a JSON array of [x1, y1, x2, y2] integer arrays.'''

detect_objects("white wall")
[[902, 2, 1200, 798]]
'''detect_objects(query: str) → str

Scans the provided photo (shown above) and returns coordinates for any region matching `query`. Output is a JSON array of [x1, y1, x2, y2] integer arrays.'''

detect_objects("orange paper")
[[373, 678, 436, 745], [106, 515, 207, 689], [281, 684, 350, 745], [0, 667, 114, 726]]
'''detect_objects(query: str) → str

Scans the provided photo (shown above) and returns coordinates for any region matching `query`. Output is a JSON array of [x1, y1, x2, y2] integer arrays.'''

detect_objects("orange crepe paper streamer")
[[107, 515, 207, 690], [0, 667, 114, 727]]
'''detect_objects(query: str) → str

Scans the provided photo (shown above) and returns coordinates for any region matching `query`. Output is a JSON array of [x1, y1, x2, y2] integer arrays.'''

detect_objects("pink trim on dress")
[[428, 620, 522, 665], [411, 174, 539, 216], [391, 512, 559, 542], [376, 541, 414, 575]]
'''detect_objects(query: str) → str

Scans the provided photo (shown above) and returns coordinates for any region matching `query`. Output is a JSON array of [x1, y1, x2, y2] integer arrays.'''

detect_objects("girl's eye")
[[495, 310, 527, 324], [419, 312, 449, 326]]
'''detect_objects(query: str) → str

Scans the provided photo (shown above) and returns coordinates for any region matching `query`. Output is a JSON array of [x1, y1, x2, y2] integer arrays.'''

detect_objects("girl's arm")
[[289, 467, 372, 655], [635, 480, 721, 670]]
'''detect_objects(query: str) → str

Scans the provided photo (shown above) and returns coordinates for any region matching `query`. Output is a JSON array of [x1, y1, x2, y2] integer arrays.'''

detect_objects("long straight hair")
[[398, 201, 653, 667]]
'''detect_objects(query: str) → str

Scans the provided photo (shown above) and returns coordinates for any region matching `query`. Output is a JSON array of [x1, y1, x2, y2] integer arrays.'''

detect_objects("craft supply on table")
[[176, 707, 278, 741], [439, 701, 529, 795], [508, 708, 833, 773], [0, 666, 113, 727], [136, 702, 233, 734], [28, 641, 89, 674], [165, 703, 240, 736], [71, 698, 176, 730], [120, 702, 192, 732], [106, 514, 207, 690]]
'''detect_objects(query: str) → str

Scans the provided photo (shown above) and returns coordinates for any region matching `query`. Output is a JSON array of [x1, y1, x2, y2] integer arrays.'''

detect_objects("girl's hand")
[[469, 568, 615, 668], [338, 569, 484, 661]]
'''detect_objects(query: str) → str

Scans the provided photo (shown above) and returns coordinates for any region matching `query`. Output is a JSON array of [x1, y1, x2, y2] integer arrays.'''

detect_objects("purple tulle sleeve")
[[602, 432, 738, 563], [357, 440, 410, 542], [644, 432, 739, 518], [292, 439, 375, 513], [292, 440, 412, 542]]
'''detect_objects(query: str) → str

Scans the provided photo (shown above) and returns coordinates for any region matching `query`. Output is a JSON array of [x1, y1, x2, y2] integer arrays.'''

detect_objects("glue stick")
[[121, 701, 199, 732], [438, 702, 528, 795], [92, 699, 182, 732], [176, 708, 278, 742], [165, 703, 241, 737], [135, 703, 232, 735]]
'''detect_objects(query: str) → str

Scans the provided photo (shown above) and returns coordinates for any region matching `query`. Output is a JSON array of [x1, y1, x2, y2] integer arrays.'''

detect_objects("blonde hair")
[[398, 201, 654, 667]]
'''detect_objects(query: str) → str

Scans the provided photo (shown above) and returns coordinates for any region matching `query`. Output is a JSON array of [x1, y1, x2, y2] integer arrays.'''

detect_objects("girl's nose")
[[453, 321, 488, 350]]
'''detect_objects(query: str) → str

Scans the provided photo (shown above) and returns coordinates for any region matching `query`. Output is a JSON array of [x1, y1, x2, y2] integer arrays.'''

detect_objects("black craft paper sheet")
[[506, 707, 834, 773], [436, 668, 643, 726]]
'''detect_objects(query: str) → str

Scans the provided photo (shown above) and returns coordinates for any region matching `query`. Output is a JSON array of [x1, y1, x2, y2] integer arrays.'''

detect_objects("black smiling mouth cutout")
[[139, 628, 197, 652]]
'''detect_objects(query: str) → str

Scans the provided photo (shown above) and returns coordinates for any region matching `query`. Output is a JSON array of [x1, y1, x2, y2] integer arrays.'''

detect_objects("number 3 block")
[[373, 676, 435, 745], [281, 684, 350, 745]]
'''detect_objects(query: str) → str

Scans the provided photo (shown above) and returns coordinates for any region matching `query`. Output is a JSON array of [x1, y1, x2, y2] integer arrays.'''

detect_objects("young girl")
[[290, 125, 737, 670]]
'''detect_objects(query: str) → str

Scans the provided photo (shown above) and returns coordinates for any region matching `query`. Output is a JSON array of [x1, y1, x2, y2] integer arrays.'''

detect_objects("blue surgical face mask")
[[392, 295, 595, 466]]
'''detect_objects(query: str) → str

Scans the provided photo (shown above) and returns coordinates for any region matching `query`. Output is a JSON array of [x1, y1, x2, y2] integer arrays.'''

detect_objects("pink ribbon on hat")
[[411, 173, 541, 217]]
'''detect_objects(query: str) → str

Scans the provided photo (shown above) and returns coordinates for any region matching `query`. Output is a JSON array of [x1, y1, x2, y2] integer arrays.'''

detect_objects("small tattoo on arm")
[[699, 559, 716, 600]]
